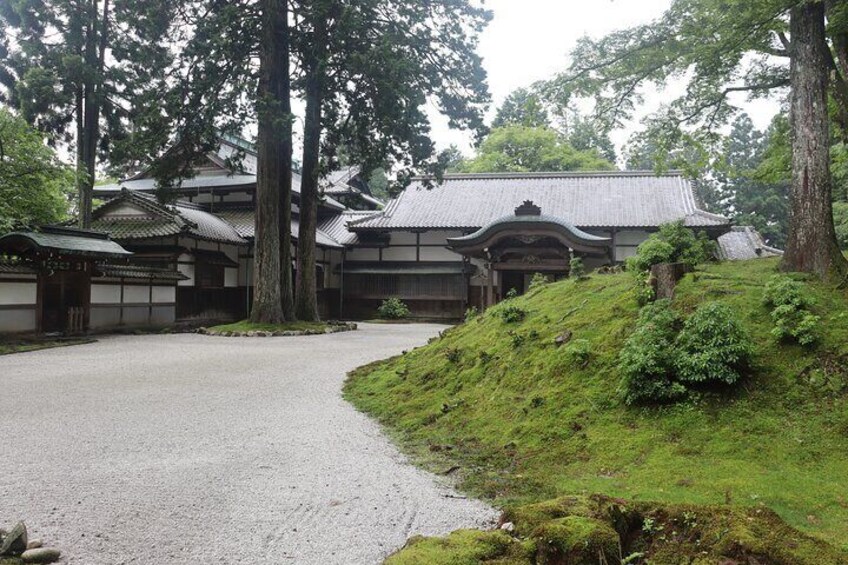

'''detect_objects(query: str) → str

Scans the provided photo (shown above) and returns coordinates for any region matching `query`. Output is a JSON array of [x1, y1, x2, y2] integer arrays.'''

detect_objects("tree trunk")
[[780, 2, 848, 281], [277, 0, 295, 321], [249, 0, 287, 324], [295, 12, 326, 322]]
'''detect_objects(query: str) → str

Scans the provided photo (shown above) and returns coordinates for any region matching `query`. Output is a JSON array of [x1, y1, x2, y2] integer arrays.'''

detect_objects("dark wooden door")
[[41, 271, 89, 333]]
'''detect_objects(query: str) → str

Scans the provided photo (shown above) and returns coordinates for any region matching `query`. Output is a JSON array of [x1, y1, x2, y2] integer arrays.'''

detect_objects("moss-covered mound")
[[344, 258, 848, 560], [387, 495, 847, 564]]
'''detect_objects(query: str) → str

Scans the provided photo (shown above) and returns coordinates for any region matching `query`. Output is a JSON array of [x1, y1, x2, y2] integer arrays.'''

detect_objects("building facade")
[[4, 137, 784, 334]]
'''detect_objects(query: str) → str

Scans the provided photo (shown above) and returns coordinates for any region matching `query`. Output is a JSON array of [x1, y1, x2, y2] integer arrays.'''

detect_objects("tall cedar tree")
[[0, 0, 177, 227], [551, 0, 848, 281], [291, 0, 491, 321], [250, 0, 288, 324]]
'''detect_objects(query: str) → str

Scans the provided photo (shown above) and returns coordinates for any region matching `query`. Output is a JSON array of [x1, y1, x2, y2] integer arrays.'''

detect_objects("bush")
[[377, 298, 410, 320], [464, 306, 480, 322], [620, 300, 750, 404], [528, 272, 551, 291], [627, 222, 715, 272], [564, 339, 592, 367], [497, 304, 527, 324], [762, 275, 820, 346], [675, 302, 752, 385], [619, 300, 687, 405], [834, 201, 848, 250], [569, 257, 587, 280]]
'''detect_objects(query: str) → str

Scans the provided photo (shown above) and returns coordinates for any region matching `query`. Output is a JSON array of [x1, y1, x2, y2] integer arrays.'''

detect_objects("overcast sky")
[[430, 0, 782, 157]]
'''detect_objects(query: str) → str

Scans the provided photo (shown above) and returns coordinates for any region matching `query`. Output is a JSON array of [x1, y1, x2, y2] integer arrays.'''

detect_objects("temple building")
[[1, 136, 781, 333]]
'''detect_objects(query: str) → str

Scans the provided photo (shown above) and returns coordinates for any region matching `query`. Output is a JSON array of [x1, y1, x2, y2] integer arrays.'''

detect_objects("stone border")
[[197, 322, 357, 338]]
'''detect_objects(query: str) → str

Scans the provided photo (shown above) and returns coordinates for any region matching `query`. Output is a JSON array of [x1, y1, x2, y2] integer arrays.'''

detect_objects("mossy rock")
[[502, 496, 595, 537], [531, 516, 620, 565], [385, 529, 532, 565]]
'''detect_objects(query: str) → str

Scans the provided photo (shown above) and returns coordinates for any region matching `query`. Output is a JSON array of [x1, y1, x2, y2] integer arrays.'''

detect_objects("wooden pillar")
[[486, 262, 494, 308]]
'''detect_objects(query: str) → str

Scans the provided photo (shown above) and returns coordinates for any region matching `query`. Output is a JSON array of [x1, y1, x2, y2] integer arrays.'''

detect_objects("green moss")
[[385, 529, 532, 565], [344, 258, 848, 555], [532, 516, 619, 565], [0, 338, 94, 355]]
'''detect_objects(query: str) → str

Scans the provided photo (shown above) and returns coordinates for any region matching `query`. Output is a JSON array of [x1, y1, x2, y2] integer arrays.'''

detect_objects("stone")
[[0, 521, 27, 556], [650, 261, 693, 301], [500, 522, 515, 532], [26, 540, 42, 550], [554, 331, 573, 347], [21, 548, 61, 563]]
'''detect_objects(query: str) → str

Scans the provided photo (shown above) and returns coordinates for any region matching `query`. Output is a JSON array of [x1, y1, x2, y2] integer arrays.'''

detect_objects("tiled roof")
[[0, 226, 132, 258], [90, 191, 247, 245], [213, 208, 343, 249], [716, 226, 783, 261], [95, 263, 188, 281], [318, 210, 380, 246], [349, 171, 730, 231]]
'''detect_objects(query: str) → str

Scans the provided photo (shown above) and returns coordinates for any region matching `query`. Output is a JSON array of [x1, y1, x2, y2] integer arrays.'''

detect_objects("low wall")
[[0, 271, 38, 334]]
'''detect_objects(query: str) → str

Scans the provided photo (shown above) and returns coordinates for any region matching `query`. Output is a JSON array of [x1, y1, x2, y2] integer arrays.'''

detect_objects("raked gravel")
[[0, 323, 497, 564]]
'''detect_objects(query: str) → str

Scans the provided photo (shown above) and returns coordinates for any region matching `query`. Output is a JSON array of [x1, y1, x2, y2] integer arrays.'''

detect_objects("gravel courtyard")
[[0, 324, 496, 564]]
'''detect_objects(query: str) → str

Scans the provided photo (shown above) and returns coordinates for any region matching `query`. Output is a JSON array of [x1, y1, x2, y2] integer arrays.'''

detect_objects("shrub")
[[377, 298, 410, 319], [627, 238, 675, 273], [509, 331, 525, 348], [675, 302, 752, 385], [633, 272, 656, 307], [505, 287, 520, 299], [464, 306, 480, 322], [762, 275, 820, 346], [565, 339, 592, 367], [444, 347, 461, 363], [498, 304, 526, 324], [627, 222, 714, 273], [569, 257, 587, 280], [528, 272, 551, 291], [619, 300, 687, 405]]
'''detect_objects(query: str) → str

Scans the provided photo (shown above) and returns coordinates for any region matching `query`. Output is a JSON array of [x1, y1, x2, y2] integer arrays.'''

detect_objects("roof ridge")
[[410, 170, 686, 181]]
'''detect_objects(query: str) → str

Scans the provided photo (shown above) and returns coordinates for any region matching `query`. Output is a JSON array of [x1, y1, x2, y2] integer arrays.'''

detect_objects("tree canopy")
[[460, 125, 614, 173], [492, 87, 550, 129], [0, 109, 73, 232]]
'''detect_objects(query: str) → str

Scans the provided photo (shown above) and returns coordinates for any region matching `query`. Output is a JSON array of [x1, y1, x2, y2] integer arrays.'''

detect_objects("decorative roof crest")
[[515, 200, 541, 216]]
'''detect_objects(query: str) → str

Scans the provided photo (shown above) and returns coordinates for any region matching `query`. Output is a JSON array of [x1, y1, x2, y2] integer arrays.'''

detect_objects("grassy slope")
[[345, 258, 848, 553]]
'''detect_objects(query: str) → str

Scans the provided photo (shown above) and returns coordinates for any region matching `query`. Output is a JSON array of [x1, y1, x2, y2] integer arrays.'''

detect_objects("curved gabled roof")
[[0, 226, 132, 258]]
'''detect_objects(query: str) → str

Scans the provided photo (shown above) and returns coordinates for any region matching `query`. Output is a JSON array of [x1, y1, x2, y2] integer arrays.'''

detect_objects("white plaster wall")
[[419, 230, 462, 245], [152, 286, 176, 304], [104, 203, 150, 217], [123, 285, 150, 304], [196, 240, 218, 251], [615, 246, 640, 262], [617, 230, 650, 245], [324, 250, 342, 288], [346, 247, 380, 261], [0, 310, 37, 333], [90, 284, 121, 304], [238, 256, 252, 287], [382, 246, 416, 262], [420, 247, 462, 262], [221, 192, 252, 203], [225, 268, 238, 287], [178, 252, 195, 286], [390, 232, 417, 245], [0, 282, 37, 305]]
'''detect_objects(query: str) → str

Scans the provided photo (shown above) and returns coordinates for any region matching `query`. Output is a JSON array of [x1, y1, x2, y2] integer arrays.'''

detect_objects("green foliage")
[[763, 276, 820, 346], [492, 87, 550, 129], [621, 300, 751, 403], [528, 273, 551, 291], [377, 298, 410, 320], [497, 304, 526, 324], [834, 202, 848, 250], [627, 222, 714, 272], [564, 339, 592, 367], [619, 300, 686, 405], [675, 303, 752, 385], [459, 125, 614, 174], [0, 109, 73, 231], [568, 257, 586, 280], [464, 306, 480, 322], [444, 348, 462, 363], [627, 238, 675, 273]]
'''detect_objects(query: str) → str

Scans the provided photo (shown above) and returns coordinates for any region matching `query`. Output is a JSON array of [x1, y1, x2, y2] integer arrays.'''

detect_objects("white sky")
[[429, 0, 782, 157]]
